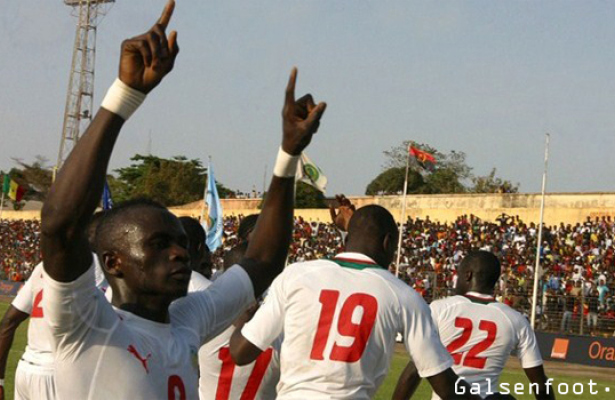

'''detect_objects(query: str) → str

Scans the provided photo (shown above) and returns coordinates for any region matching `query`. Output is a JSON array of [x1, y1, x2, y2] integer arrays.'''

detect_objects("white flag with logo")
[[296, 153, 327, 193]]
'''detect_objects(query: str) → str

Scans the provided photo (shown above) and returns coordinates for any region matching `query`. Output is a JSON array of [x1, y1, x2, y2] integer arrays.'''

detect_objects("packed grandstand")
[[3, 213, 614, 337]]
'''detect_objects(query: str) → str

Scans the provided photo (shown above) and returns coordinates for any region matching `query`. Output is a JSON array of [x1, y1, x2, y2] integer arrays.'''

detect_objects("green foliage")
[[369, 141, 517, 194], [2, 156, 52, 210], [365, 167, 425, 195], [111, 154, 232, 207], [471, 168, 519, 193], [259, 182, 327, 209], [295, 182, 327, 208]]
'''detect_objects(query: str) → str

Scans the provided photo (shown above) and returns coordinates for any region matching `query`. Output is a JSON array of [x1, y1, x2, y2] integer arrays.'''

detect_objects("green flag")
[[2, 175, 9, 195]]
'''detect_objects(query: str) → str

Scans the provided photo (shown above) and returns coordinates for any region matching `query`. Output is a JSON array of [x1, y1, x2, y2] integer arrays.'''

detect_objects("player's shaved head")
[[456, 250, 501, 295], [345, 205, 398, 268], [87, 210, 107, 253], [96, 198, 169, 255], [224, 241, 249, 272], [179, 216, 213, 278], [238, 214, 259, 243]]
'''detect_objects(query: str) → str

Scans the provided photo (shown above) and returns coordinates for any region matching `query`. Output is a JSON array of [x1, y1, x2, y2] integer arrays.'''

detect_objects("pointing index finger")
[[285, 67, 297, 106], [157, 0, 175, 30]]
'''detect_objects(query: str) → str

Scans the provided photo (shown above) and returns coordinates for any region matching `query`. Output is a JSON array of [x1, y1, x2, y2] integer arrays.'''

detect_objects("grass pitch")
[[1, 302, 613, 400]]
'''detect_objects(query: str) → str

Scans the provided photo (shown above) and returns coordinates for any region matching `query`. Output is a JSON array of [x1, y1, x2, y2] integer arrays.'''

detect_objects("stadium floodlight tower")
[[54, 0, 114, 177]]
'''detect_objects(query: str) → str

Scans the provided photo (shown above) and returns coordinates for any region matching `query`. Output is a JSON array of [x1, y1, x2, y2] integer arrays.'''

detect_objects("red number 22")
[[446, 317, 497, 370]]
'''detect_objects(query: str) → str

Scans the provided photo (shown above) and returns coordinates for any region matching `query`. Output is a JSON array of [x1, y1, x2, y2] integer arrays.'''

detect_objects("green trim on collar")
[[333, 258, 384, 270]]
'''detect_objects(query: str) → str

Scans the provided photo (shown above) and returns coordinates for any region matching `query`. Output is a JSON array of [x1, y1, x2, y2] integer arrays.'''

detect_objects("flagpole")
[[395, 145, 411, 277], [531, 133, 550, 330], [200, 157, 211, 226], [0, 188, 5, 220]]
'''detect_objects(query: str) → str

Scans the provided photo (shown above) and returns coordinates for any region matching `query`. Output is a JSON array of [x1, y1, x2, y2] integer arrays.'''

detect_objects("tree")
[[365, 167, 425, 195], [259, 182, 327, 209], [368, 142, 470, 194], [471, 168, 519, 193], [1, 156, 53, 210], [295, 182, 327, 208], [369, 141, 518, 195], [111, 154, 233, 207]]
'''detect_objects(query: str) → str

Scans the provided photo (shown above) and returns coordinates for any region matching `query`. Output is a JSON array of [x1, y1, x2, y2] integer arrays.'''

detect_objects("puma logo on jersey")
[[127, 345, 152, 373]]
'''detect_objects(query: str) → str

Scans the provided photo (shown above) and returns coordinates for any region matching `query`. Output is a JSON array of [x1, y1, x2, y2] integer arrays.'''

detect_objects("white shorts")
[[14, 359, 56, 400]]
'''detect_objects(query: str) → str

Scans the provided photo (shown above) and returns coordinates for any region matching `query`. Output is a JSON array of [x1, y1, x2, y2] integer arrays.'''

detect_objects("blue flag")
[[205, 163, 223, 251], [102, 180, 113, 210]]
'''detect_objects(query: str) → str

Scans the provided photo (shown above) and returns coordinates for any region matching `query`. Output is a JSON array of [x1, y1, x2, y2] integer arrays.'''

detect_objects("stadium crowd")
[[3, 212, 615, 335]]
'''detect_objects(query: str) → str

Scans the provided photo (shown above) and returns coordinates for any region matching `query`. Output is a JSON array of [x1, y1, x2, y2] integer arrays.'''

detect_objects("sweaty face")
[[116, 208, 191, 300]]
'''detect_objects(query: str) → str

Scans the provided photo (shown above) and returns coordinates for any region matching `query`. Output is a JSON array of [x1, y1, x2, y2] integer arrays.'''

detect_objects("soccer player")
[[199, 242, 281, 400], [230, 204, 478, 399], [0, 263, 55, 400], [0, 213, 109, 400], [39, 1, 326, 398], [393, 251, 555, 400], [178, 216, 214, 289]]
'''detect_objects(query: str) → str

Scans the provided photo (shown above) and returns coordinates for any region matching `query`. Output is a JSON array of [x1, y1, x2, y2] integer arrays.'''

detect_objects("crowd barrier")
[[536, 331, 615, 368]]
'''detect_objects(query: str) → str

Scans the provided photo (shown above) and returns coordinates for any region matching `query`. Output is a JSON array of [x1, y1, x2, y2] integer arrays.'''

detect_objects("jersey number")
[[31, 290, 44, 318], [310, 290, 378, 362], [216, 346, 273, 400], [167, 375, 186, 400], [446, 317, 497, 369]]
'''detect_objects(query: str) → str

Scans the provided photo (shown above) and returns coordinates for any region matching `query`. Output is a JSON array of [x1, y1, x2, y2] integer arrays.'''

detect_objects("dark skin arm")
[[426, 368, 482, 400], [392, 360, 422, 400], [238, 68, 326, 298], [393, 361, 480, 400], [230, 70, 326, 365], [0, 306, 29, 400], [524, 365, 556, 400], [41, 1, 179, 282]]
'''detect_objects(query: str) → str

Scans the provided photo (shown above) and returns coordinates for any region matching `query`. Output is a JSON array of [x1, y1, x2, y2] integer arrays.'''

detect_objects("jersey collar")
[[463, 291, 496, 304], [333, 252, 384, 270]]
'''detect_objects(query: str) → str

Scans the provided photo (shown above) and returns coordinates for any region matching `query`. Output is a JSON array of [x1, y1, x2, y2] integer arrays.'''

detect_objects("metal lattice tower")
[[55, 0, 114, 176]]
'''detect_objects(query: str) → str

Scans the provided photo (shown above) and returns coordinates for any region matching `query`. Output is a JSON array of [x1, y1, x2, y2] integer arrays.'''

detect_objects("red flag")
[[409, 146, 436, 170]]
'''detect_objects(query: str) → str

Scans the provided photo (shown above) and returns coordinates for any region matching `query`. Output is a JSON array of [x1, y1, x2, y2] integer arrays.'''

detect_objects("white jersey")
[[43, 264, 254, 400], [11, 263, 53, 367], [430, 292, 543, 399], [240, 252, 453, 400], [199, 325, 280, 400]]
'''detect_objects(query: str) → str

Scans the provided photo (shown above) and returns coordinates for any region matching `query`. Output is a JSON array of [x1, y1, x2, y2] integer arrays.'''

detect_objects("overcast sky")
[[2, 1, 615, 196]]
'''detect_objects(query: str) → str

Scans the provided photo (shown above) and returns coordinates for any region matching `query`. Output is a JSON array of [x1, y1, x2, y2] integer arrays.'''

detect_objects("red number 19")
[[310, 290, 378, 363]]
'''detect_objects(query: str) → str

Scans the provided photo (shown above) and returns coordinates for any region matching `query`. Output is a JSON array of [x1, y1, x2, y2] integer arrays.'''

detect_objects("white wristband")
[[273, 147, 300, 178], [0, 378, 4, 386], [101, 78, 146, 121]]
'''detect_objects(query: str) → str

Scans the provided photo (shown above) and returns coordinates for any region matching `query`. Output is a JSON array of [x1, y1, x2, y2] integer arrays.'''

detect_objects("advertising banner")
[[536, 331, 615, 368], [0, 280, 23, 297]]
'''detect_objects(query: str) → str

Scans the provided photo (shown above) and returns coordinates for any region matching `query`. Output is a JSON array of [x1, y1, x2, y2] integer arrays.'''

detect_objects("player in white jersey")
[[231, 205, 479, 400], [0, 263, 55, 400], [199, 306, 281, 400], [0, 212, 109, 400], [199, 239, 280, 400], [39, 1, 327, 397], [393, 251, 555, 400]]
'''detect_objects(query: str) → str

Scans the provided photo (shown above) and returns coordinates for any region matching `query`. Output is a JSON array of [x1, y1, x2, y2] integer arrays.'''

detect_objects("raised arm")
[[41, 0, 179, 282], [239, 68, 326, 297], [0, 306, 29, 400]]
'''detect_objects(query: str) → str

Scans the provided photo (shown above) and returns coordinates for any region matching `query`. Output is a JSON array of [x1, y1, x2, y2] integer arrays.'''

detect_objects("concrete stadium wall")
[[6, 193, 615, 225]]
